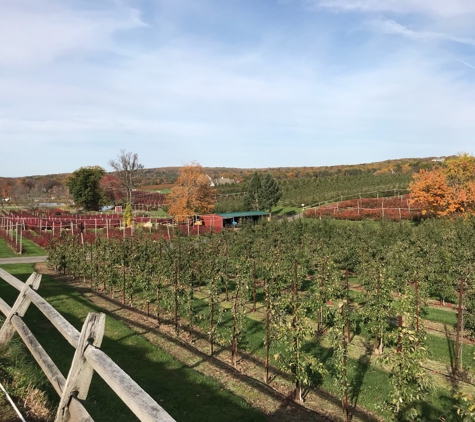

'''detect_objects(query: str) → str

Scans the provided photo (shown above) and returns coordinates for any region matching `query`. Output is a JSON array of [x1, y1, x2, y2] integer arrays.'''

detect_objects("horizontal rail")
[[85, 347, 175, 422], [12, 314, 66, 396], [0, 268, 80, 348]]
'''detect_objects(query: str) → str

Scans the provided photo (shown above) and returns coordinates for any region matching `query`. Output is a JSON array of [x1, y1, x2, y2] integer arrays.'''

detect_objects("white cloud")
[[308, 0, 475, 17], [369, 18, 475, 46], [0, 0, 145, 66]]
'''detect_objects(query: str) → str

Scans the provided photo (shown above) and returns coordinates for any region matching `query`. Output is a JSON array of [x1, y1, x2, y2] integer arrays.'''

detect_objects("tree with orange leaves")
[[0, 179, 11, 209], [168, 162, 216, 220], [409, 153, 475, 217]]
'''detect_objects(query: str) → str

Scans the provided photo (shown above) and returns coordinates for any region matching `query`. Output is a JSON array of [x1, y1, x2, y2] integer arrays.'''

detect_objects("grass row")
[[0, 236, 47, 257]]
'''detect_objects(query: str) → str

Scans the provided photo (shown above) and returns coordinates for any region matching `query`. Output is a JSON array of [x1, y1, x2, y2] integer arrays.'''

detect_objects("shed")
[[200, 214, 224, 228], [200, 211, 268, 229]]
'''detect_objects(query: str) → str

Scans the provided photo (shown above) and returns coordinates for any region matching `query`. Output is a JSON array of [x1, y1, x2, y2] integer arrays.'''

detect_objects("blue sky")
[[1, 0, 475, 177]]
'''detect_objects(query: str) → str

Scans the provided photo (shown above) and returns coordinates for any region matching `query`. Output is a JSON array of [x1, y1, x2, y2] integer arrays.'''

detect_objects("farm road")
[[0, 256, 47, 264]]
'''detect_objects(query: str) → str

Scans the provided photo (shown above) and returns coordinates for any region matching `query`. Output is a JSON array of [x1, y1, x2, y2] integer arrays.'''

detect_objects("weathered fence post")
[[0, 272, 42, 345], [55, 312, 105, 422]]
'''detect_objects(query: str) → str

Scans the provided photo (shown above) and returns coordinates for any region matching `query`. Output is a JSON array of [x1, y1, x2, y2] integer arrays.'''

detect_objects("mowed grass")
[[0, 237, 46, 257], [0, 263, 267, 422], [422, 306, 457, 327], [271, 206, 301, 217], [0, 238, 17, 258]]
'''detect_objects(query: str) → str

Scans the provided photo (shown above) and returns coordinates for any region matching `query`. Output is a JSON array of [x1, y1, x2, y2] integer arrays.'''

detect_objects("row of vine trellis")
[[47, 217, 475, 421]]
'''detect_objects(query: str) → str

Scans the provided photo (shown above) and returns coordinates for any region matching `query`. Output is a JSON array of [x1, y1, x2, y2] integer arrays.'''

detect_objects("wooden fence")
[[0, 268, 175, 422]]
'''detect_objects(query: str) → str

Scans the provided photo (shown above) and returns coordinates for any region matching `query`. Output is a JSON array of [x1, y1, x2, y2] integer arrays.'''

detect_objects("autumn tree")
[[101, 174, 124, 205], [168, 162, 216, 220], [67, 166, 106, 211], [109, 150, 144, 204], [0, 179, 12, 209], [409, 153, 475, 217]]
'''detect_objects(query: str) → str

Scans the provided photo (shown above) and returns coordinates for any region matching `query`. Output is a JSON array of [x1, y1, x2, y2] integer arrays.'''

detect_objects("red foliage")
[[304, 195, 422, 221]]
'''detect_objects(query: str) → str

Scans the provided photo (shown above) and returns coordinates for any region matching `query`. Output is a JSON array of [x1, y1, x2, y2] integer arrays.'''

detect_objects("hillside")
[[0, 156, 450, 189]]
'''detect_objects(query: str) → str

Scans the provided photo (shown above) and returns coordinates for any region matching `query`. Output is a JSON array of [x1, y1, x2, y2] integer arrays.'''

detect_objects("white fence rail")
[[0, 267, 175, 422]]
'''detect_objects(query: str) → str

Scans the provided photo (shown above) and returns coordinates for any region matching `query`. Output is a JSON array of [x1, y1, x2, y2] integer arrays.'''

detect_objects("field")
[[2, 172, 475, 421], [39, 216, 475, 421]]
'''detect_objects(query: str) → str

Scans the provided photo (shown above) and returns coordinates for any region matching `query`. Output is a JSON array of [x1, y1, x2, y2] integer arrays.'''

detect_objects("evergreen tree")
[[243, 172, 282, 213], [261, 173, 282, 213], [67, 166, 105, 211], [243, 172, 262, 210]]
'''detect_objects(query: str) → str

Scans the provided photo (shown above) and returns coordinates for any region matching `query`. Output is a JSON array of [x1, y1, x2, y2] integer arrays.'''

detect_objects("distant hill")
[[0, 156, 451, 196]]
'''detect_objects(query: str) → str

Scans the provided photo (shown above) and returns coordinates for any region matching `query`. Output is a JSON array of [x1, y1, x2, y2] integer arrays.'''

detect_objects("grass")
[[146, 209, 170, 217], [422, 306, 457, 327], [425, 333, 475, 370], [0, 335, 53, 421], [157, 188, 171, 194], [19, 238, 47, 256], [0, 263, 267, 422], [0, 238, 17, 258], [0, 237, 46, 258], [271, 206, 301, 217]]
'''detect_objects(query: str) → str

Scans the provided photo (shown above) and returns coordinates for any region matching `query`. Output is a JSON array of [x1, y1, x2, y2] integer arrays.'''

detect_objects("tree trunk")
[[454, 279, 464, 376]]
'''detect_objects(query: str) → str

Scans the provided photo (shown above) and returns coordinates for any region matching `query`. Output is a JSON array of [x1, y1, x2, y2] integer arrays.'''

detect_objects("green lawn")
[[0, 238, 17, 258], [0, 237, 46, 257], [422, 306, 457, 327], [0, 264, 267, 422], [271, 206, 301, 217]]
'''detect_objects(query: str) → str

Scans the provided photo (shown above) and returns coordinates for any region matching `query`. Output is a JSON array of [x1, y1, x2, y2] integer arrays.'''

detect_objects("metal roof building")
[[200, 211, 268, 228]]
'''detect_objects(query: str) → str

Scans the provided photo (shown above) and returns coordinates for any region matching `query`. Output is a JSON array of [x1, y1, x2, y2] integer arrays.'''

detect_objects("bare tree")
[[108, 150, 144, 204], [14, 181, 43, 214]]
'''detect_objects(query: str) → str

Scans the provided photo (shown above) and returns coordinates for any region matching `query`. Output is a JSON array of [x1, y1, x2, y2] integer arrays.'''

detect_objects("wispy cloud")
[[369, 18, 475, 46], [308, 0, 475, 17], [457, 59, 475, 69], [0, 0, 145, 66]]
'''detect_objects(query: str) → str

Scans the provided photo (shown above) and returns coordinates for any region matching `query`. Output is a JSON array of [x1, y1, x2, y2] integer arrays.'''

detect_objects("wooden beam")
[[0, 268, 80, 348], [85, 347, 176, 422], [12, 314, 65, 396], [55, 313, 105, 422], [0, 272, 41, 346]]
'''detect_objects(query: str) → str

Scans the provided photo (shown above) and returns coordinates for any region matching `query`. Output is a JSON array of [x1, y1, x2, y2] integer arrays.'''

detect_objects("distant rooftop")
[[214, 177, 236, 185]]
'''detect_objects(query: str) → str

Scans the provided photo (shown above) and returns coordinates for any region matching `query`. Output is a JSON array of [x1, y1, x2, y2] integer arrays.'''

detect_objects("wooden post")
[[54, 313, 105, 422], [0, 273, 42, 345], [454, 279, 464, 377], [345, 269, 350, 342], [174, 261, 179, 334], [342, 303, 349, 422], [265, 281, 270, 384]]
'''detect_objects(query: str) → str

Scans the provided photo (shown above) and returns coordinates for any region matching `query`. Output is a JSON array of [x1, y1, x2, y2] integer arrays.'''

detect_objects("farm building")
[[200, 211, 268, 229]]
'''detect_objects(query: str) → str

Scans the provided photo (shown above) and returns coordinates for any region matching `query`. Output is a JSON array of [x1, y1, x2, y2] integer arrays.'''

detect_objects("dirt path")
[[0, 256, 47, 264]]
